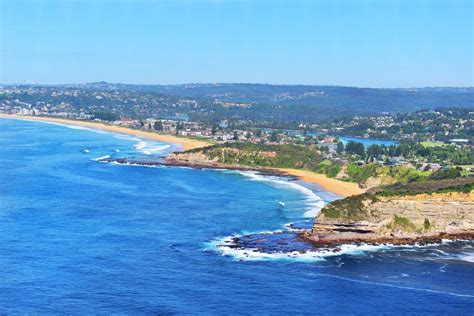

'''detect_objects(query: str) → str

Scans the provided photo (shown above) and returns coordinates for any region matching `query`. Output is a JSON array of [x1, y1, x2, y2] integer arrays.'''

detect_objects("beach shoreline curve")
[[0, 114, 363, 197]]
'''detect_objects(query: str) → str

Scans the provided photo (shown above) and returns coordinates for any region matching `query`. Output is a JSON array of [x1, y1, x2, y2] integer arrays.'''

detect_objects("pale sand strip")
[[278, 168, 365, 197], [0, 114, 210, 151], [1, 114, 363, 197]]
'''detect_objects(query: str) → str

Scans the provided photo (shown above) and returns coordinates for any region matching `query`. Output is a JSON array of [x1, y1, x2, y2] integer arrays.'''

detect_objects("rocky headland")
[[99, 146, 474, 247], [97, 155, 298, 178], [301, 177, 474, 245]]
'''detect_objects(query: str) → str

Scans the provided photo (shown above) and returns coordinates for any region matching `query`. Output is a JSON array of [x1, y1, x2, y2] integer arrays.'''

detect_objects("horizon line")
[[1, 81, 473, 90]]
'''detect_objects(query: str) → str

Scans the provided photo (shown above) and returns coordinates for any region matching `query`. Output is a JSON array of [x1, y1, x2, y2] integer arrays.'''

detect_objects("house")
[[428, 163, 442, 171], [449, 139, 470, 145], [387, 157, 407, 166], [119, 116, 137, 127]]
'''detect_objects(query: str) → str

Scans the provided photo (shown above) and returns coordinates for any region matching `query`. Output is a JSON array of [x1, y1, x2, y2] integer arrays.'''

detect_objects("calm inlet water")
[[0, 118, 473, 314]]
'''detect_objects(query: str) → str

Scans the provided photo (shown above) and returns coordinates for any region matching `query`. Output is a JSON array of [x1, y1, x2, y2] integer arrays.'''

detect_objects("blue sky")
[[1, 0, 472, 87]]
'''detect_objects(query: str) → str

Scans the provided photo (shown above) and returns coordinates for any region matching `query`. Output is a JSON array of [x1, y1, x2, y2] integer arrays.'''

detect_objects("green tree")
[[336, 142, 345, 154], [211, 124, 218, 135], [346, 141, 365, 156], [366, 144, 381, 159], [270, 131, 278, 142]]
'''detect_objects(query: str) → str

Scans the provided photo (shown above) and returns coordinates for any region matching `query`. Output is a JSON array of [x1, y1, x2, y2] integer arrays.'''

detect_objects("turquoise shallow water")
[[0, 118, 473, 314]]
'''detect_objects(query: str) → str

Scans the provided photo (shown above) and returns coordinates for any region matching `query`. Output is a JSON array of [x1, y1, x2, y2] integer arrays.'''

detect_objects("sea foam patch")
[[133, 140, 171, 155], [206, 234, 392, 262]]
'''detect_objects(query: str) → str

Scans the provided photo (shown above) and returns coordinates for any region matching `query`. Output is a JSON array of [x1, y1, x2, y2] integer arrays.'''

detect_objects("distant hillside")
[[80, 83, 474, 118], [3, 83, 473, 123]]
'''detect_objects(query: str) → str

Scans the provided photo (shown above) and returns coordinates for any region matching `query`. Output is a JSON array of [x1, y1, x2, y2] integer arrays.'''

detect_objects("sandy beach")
[[279, 168, 365, 197], [0, 114, 210, 151], [1, 114, 363, 197]]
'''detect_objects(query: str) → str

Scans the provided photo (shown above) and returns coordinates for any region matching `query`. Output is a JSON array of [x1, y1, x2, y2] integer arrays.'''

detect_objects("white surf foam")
[[208, 234, 474, 263], [237, 171, 326, 218], [207, 235, 391, 262], [37, 121, 108, 134], [133, 140, 170, 155], [93, 155, 111, 161], [113, 135, 171, 155], [457, 252, 474, 263], [134, 140, 147, 150], [284, 222, 304, 232], [113, 134, 142, 142]]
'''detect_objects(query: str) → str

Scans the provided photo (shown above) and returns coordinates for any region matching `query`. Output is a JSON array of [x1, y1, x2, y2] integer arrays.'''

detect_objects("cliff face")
[[167, 152, 218, 165], [302, 191, 474, 245]]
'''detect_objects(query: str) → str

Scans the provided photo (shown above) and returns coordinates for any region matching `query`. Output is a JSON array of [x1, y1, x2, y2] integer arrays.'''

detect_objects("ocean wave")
[[207, 231, 474, 263], [133, 140, 171, 155], [20, 119, 172, 157], [456, 252, 474, 263], [206, 235, 391, 262], [284, 221, 313, 232], [93, 155, 111, 161], [113, 134, 142, 142], [38, 121, 108, 134], [237, 171, 326, 218]]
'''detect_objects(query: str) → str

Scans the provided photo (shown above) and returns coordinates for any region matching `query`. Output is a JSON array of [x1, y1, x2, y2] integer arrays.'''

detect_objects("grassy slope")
[[184, 142, 431, 185]]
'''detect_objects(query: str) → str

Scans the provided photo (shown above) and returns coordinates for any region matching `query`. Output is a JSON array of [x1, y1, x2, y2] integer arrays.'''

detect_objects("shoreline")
[[162, 157, 364, 197], [0, 114, 210, 151], [299, 230, 474, 247], [278, 168, 364, 197], [1, 114, 363, 197]]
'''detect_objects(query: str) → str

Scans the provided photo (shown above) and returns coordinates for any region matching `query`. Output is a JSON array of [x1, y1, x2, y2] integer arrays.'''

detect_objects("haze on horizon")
[[1, 0, 472, 88]]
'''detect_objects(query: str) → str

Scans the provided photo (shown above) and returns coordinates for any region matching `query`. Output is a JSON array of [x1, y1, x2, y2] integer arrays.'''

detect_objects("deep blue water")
[[0, 118, 473, 314]]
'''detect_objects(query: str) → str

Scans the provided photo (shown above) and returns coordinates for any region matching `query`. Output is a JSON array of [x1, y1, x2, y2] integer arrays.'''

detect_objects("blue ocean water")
[[0, 118, 473, 314]]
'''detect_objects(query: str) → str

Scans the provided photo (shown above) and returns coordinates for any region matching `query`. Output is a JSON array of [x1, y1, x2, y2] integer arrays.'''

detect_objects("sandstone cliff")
[[302, 178, 474, 245]]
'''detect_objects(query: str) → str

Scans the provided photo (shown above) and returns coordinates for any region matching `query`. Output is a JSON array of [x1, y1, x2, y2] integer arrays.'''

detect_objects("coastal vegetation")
[[386, 215, 418, 233], [321, 177, 474, 221], [181, 142, 469, 188]]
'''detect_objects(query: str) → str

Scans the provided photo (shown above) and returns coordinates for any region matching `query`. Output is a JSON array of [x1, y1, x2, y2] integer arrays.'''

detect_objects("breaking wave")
[[206, 235, 391, 262], [206, 171, 474, 264], [36, 121, 108, 134], [93, 155, 111, 161], [133, 140, 171, 155], [237, 171, 326, 218]]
